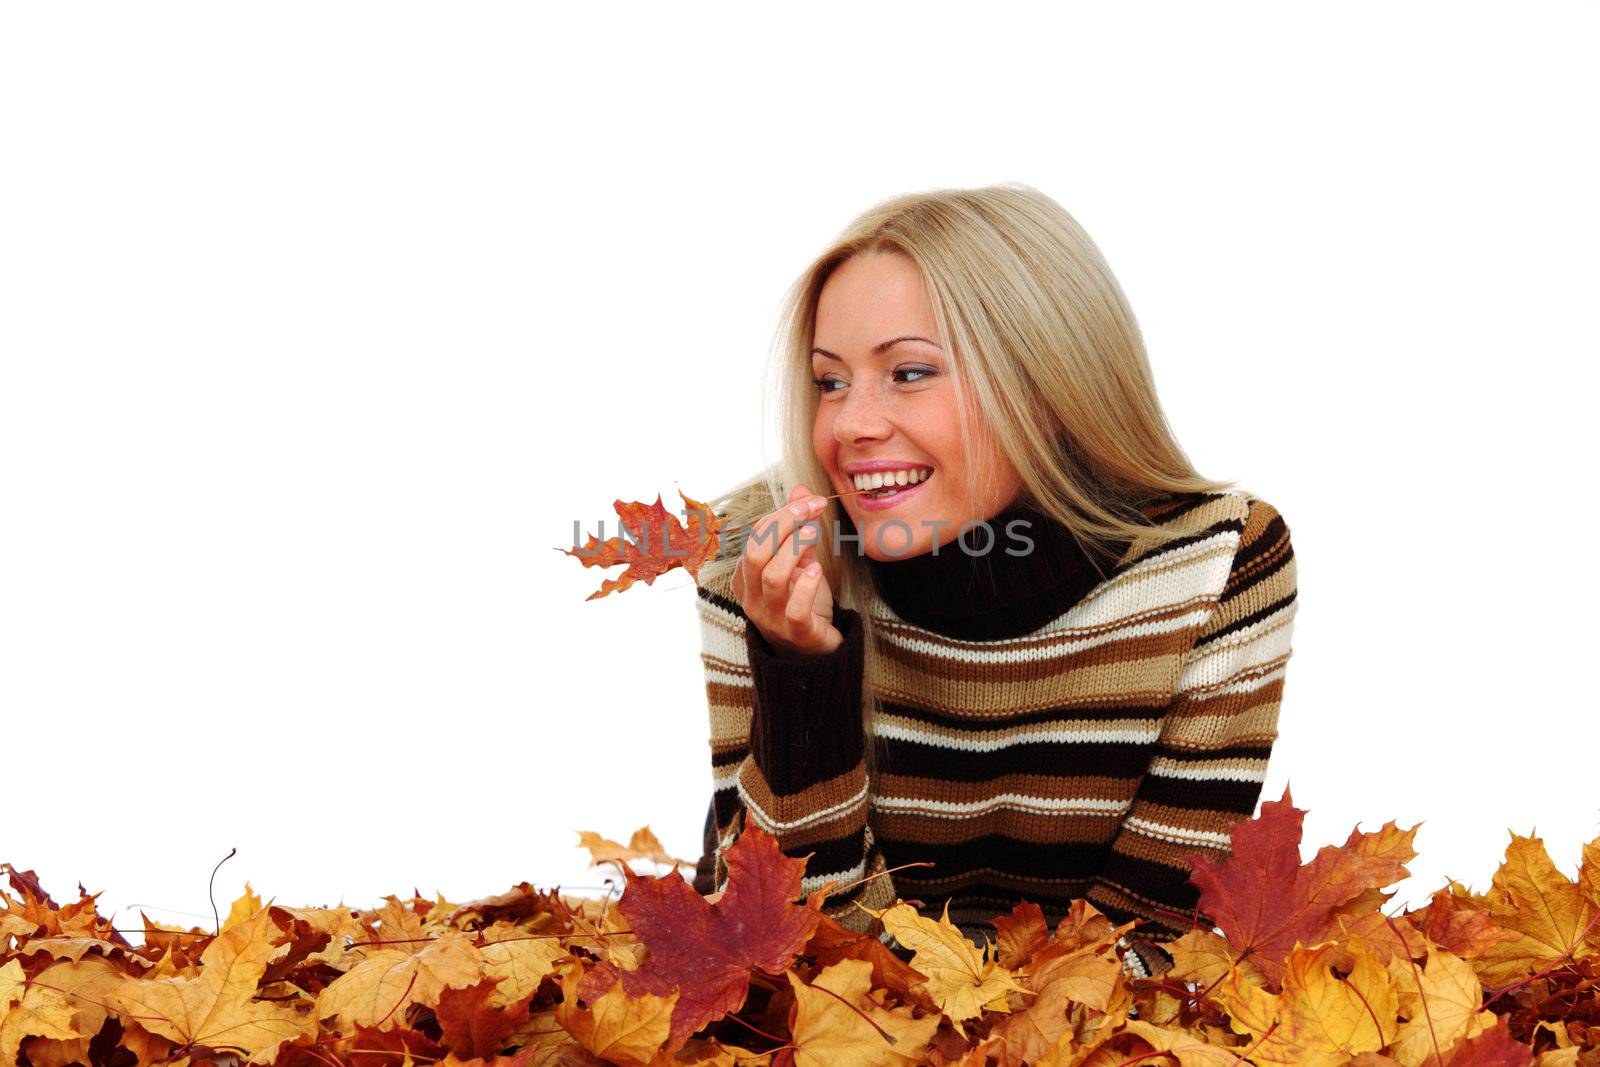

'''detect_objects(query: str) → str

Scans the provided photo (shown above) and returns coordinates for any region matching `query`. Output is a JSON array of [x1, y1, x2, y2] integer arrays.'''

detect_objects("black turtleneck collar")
[[841, 497, 1137, 641]]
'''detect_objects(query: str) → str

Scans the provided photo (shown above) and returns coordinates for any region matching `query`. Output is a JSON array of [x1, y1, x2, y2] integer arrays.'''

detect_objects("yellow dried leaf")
[[102, 908, 314, 1065], [1476, 833, 1598, 986], [556, 963, 676, 1066], [315, 931, 485, 1031], [1218, 941, 1395, 1066], [862, 901, 1028, 1028], [785, 958, 938, 1067], [1, 958, 82, 1066], [478, 922, 570, 1006], [1383, 945, 1496, 1067]]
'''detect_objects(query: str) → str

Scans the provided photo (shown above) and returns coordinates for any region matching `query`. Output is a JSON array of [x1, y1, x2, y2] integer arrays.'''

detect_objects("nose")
[[831, 380, 893, 446]]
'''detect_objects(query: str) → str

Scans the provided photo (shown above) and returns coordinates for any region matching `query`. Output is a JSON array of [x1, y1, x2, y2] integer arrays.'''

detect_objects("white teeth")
[[851, 467, 933, 492]]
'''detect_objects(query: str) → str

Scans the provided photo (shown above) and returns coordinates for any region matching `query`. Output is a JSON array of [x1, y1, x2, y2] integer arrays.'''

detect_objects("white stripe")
[[1179, 659, 1291, 703], [712, 767, 740, 791], [1123, 816, 1232, 849], [737, 774, 869, 833], [871, 604, 1215, 665], [872, 792, 1131, 818], [872, 720, 1160, 752], [696, 612, 749, 664], [1178, 603, 1297, 689], [1064, 529, 1242, 627], [1147, 757, 1268, 782], [703, 665, 752, 689], [801, 861, 866, 896]]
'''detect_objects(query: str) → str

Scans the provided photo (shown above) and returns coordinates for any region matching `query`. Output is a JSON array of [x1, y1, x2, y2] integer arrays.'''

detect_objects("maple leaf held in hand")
[[559, 488, 720, 600]]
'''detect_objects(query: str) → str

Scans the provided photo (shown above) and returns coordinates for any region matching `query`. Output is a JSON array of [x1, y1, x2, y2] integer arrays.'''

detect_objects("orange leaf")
[[559, 490, 720, 600], [576, 827, 695, 870]]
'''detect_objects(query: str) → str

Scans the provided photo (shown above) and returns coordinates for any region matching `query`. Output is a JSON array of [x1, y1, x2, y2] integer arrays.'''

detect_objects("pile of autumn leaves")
[[3, 788, 1598, 1067]]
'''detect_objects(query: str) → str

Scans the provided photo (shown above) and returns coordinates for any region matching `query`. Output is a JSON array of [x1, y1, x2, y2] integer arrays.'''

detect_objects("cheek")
[[812, 419, 832, 454]]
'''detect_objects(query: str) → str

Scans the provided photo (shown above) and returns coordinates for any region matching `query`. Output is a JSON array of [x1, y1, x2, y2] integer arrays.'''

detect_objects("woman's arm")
[[1086, 497, 1299, 977], [691, 570, 898, 933]]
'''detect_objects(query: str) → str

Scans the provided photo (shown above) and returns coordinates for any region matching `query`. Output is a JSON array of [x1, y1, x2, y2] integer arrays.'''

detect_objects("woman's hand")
[[731, 483, 843, 656]]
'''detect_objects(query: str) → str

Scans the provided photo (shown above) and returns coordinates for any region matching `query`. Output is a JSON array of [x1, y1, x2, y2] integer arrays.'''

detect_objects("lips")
[[852, 469, 933, 512]]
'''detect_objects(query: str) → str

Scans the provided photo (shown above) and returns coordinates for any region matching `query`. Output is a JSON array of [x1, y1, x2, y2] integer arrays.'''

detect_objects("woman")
[[688, 184, 1297, 979]]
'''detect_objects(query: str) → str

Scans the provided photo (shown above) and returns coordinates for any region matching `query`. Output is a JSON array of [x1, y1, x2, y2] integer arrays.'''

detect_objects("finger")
[[785, 510, 829, 587], [783, 483, 831, 575], [784, 562, 825, 639], [807, 554, 834, 617], [743, 493, 827, 580], [760, 515, 815, 611]]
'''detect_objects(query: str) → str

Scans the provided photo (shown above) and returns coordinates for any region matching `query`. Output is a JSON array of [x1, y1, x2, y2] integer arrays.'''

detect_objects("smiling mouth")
[[852, 468, 934, 500]]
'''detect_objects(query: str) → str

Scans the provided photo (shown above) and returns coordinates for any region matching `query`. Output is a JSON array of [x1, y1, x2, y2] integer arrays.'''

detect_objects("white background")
[[3, 3, 1596, 938]]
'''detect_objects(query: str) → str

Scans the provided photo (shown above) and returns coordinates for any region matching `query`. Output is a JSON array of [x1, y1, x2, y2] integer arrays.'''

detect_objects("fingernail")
[[789, 501, 810, 516], [806, 561, 821, 575], [806, 496, 826, 511]]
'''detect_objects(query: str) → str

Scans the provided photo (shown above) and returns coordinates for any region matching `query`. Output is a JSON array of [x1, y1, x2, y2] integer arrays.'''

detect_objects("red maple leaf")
[[433, 976, 532, 1059], [576, 822, 822, 1052], [558, 489, 721, 600], [1186, 784, 1420, 990]]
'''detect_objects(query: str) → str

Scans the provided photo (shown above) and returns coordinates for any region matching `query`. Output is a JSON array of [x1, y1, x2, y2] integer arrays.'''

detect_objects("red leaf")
[[1186, 784, 1418, 990], [576, 822, 822, 1052], [559, 490, 720, 600], [434, 976, 531, 1059], [1439, 1014, 1533, 1067]]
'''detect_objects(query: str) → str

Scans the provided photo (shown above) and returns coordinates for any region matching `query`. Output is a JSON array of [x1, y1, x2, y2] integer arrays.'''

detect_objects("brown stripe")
[[737, 763, 867, 831], [896, 865, 1099, 892], [872, 807, 1127, 847]]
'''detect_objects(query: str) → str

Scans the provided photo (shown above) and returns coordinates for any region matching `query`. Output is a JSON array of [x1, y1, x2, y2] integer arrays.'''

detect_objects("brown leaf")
[[805, 911, 932, 1010], [989, 901, 1050, 970]]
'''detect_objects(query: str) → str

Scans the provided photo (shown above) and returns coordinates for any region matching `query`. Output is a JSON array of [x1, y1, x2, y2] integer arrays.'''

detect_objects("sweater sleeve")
[[1085, 497, 1299, 974], [690, 568, 898, 934]]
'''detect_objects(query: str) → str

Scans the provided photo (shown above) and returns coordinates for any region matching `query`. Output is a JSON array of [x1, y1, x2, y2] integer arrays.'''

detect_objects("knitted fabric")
[[690, 487, 1297, 978]]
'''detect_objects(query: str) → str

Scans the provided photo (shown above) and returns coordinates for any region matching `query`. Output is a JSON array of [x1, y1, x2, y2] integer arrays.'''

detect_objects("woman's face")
[[811, 251, 1023, 561]]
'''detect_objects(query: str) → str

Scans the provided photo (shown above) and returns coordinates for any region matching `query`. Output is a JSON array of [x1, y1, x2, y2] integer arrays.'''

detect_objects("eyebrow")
[[811, 335, 942, 361]]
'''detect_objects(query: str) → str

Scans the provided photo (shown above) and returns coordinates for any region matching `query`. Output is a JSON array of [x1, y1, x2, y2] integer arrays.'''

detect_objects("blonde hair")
[[699, 182, 1236, 776]]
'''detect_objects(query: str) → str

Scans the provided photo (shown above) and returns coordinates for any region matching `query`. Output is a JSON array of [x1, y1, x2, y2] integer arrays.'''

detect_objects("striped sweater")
[[689, 487, 1297, 978]]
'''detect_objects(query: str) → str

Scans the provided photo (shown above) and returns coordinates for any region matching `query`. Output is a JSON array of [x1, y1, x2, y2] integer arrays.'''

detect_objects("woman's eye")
[[812, 368, 935, 394]]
